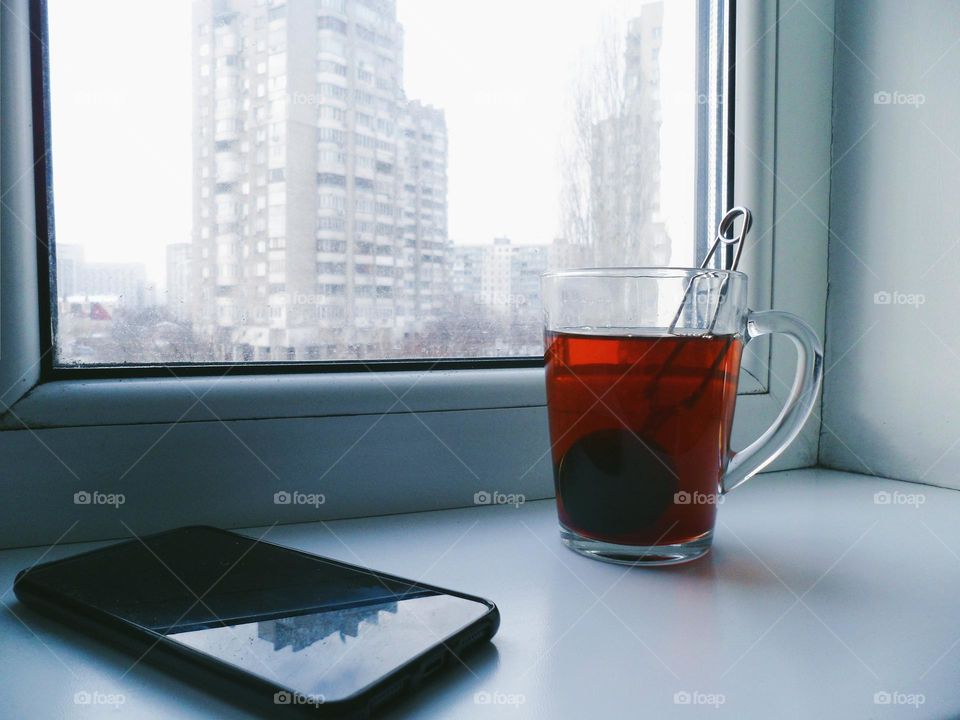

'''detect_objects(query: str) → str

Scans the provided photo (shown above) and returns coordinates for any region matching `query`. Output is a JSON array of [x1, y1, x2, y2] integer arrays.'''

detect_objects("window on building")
[[45, 0, 726, 367], [317, 16, 347, 34], [317, 173, 347, 187]]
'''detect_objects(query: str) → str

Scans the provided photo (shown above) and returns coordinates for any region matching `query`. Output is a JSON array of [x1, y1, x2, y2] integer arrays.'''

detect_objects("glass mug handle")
[[722, 310, 824, 494]]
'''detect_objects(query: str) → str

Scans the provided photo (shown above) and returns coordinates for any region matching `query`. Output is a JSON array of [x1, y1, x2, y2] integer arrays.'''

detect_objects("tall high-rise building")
[[166, 243, 192, 322], [191, 0, 448, 361], [590, 2, 670, 267], [396, 100, 449, 335]]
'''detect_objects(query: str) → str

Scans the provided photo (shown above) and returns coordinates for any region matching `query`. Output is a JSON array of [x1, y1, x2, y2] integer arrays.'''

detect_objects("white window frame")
[[0, 0, 833, 547]]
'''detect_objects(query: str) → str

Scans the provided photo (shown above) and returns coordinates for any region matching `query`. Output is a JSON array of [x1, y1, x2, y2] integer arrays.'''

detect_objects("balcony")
[[213, 119, 241, 143], [215, 155, 242, 183], [214, 266, 238, 289]]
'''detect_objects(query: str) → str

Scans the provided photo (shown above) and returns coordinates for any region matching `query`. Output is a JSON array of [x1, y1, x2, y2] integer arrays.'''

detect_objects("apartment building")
[[191, 0, 448, 361], [166, 242, 192, 322], [449, 237, 550, 314], [56, 243, 149, 309]]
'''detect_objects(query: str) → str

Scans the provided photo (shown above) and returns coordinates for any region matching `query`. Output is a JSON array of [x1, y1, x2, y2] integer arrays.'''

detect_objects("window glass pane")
[[48, 0, 720, 365]]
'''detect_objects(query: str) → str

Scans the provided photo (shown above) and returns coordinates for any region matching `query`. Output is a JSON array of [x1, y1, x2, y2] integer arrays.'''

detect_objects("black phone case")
[[13, 525, 500, 719]]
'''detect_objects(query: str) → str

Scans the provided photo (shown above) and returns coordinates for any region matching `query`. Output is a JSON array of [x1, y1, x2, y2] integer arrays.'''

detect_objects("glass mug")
[[541, 268, 823, 565]]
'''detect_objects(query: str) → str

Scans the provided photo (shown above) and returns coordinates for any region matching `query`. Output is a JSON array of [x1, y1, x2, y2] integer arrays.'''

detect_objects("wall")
[[822, 0, 960, 487]]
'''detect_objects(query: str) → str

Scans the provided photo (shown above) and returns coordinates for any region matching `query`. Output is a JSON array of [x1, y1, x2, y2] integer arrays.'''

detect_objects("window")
[[319, 105, 346, 122], [319, 82, 347, 100], [317, 59, 348, 76], [317, 16, 347, 34], [317, 173, 347, 187], [7, 0, 837, 550], [319, 194, 346, 211], [318, 127, 344, 144], [318, 217, 346, 231], [45, 0, 727, 368]]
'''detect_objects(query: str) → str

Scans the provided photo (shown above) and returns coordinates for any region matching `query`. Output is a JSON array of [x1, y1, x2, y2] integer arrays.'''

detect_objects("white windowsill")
[[2, 467, 955, 719]]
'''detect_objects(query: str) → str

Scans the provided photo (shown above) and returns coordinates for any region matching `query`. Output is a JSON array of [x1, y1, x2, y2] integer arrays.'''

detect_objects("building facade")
[[57, 244, 149, 309], [191, 0, 448, 361], [450, 237, 549, 314], [166, 242, 192, 322]]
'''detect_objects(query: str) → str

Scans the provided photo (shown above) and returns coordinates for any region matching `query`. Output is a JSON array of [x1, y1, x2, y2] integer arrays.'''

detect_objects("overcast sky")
[[47, 0, 697, 287]]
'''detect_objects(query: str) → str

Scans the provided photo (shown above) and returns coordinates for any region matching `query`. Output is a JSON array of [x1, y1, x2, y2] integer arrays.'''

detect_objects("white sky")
[[47, 0, 697, 288]]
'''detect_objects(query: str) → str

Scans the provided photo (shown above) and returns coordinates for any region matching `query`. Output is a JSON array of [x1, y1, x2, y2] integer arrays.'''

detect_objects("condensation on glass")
[[46, 0, 725, 366]]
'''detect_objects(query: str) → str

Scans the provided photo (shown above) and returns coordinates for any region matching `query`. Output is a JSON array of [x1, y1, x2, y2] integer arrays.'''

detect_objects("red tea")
[[544, 331, 742, 546]]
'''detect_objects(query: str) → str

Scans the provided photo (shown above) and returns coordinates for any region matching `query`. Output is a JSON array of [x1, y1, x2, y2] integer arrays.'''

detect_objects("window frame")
[[32, 0, 729, 382], [0, 0, 834, 548]]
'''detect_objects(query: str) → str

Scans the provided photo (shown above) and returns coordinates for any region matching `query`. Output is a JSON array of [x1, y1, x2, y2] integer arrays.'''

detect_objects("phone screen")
[[23, 527, 491, 704]]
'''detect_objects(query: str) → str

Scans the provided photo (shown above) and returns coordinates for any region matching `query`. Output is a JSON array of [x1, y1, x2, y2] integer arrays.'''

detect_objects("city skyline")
[[47, 0, 697, 293], [48, 0, 703, 364]]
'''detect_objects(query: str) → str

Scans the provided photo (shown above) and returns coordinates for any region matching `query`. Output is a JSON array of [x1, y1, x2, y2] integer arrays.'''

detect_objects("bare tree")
[[559, 18, 626, 259], [559, 8, 671, 269]]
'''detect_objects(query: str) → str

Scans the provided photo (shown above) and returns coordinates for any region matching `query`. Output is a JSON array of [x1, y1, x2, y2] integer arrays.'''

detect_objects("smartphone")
[[13, 526, 499, 718]]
